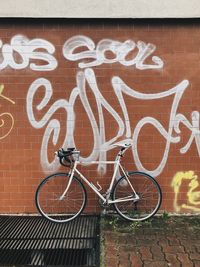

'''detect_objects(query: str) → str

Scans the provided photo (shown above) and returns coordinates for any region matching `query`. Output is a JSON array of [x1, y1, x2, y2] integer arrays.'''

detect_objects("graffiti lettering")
[[0, 84, 15, 140], [0, 35, 57, 71], [174, 111, 200, 156], [112, 76, 190, 176], [171, 171, 200, 212], [26, 68, 194, 176], [63, 35, 164, 70]]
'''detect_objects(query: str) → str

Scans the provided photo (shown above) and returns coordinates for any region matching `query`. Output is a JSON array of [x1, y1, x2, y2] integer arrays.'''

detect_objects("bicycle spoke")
[[35, 173, 87, 223], [113, 172, 162, 221]]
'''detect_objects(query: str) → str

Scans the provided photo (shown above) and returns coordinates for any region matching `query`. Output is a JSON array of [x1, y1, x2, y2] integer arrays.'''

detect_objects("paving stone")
[[117, 235, 129, 244], [150, 244, 165, 260], [118, 249, 130, 260], [193, 260, 200, 266], [180, 242, 197, 253], [119, 259, 131, 267], [104, 231, 117, 240], [130, 251, 143, 267], [145, 234, 157, 240], [195, 245, 200, 253], [120, 244, 138, 252], [125, 235, 138, 245], [139, 246, 153, 260], [105, 257, 119, 266], [158, 238, 169, 246], [167, 236, 181, 246], [161, 244, 185, 254], [105, 244, 118, 255], [177, 253, 194, 267], [137, 239, 154, 246], [190, 253, 200, 261], [102, 216, 200, 267], [143, 260, 169, 266], [165, 253, 181, 267]]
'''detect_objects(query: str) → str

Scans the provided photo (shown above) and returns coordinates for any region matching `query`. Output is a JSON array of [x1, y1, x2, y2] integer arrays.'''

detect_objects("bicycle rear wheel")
[[35, 173, 87, 223], [112, 172, 162, 222]]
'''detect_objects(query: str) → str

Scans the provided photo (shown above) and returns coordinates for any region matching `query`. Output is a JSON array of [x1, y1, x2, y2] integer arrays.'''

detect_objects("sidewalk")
[[101, 215, 200, 267]]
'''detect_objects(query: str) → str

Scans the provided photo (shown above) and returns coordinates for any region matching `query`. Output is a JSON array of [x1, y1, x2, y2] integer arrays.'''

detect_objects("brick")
[[158, 238, 169, 246], [105, 244, 118, 255], [192, 260, 200, 267], [130, 252, 143, 267], [143, 261, 169, 267], [137, 239, 154, 246], [161, 245, 185, 254], [150, 245, 165, 260], [195, 245, 200, 253], [139, 247, 153, 260], [118, 249, 130, 260], [165, 253, 181, 267], [104, 232, 117, 244], [105, 257, 119, 267], [189, 253, 200, 261], [118, 235, 129, 244], [119, 259, 131, 267], [177, 253, 193, 267], [180, 241, 197, 253], [167, 236, 181, 246], [126, 236, 137, 246]]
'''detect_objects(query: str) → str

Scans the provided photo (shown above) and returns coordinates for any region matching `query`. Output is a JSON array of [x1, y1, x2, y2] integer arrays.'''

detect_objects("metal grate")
[[0, 215, 100, 267]]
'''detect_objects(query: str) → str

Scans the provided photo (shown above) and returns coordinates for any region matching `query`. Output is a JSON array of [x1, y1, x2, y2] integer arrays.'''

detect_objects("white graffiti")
[[0, 34, 163, 71], [25, 67, 200, 177], [0, 35, 57, 71], [113, 76, 190, 176], [63, 35, 164, 70]]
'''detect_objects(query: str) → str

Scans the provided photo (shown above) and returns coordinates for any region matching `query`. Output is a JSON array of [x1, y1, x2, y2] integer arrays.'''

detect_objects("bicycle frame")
[[59, 150, 139, 205], [36, 144, 162, 223]]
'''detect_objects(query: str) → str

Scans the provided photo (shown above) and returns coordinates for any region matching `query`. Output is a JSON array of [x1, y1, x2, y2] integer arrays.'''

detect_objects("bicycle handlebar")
[[55, 148, 78, 167], [56, 143, 131, 167]]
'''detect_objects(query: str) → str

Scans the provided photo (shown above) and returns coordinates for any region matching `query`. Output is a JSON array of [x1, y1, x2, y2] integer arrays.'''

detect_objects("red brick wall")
[[0, 19, 200, 214]]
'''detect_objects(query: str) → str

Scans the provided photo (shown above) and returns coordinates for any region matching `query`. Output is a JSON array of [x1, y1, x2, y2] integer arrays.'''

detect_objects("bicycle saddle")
[[113, 140, 133, 148]]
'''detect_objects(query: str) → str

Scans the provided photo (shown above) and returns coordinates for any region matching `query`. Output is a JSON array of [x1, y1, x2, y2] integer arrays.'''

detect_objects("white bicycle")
[[35, 143, 162, 223]]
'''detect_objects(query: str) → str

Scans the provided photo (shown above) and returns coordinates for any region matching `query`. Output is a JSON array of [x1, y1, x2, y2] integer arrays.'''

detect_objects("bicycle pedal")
[[102, 209, 107, 215]]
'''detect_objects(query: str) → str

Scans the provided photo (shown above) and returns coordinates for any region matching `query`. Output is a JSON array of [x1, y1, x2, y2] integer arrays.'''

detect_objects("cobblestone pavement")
[[101, 216, 200, 267]]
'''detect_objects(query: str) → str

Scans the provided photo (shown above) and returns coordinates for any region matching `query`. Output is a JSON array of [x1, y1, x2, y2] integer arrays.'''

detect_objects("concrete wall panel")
[[0, 0, 200, 18]]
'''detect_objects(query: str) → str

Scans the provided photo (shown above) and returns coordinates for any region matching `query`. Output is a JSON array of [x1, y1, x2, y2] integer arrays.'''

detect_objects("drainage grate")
[[0, 215, 100, 267]]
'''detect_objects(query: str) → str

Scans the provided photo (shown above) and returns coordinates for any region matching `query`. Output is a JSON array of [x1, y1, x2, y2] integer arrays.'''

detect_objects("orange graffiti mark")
[[0, 84, 15, 140]]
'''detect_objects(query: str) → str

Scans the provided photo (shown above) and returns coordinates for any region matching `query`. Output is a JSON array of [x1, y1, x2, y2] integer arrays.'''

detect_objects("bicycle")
[[35, 143, 162, 223]]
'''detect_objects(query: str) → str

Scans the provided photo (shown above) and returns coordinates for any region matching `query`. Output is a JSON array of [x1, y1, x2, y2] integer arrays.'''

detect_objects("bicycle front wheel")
[[113, 172, 162, 222], [35, 173, 87, 223]]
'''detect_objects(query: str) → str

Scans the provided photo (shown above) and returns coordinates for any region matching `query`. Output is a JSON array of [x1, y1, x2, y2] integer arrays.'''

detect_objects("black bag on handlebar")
[[57, 149, 75, 167]]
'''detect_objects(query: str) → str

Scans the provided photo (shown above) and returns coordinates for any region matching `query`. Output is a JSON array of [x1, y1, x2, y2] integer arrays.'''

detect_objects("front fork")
[[59, 161, 77, 200]]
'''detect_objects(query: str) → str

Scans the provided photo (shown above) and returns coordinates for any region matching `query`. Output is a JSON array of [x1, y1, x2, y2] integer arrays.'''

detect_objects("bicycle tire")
[[112, 171, 162, 222], [35, 172, 87, 223]]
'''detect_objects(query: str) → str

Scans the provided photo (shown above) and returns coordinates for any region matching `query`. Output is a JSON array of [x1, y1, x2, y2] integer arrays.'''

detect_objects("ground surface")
[[101, 215, 200, 267]]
